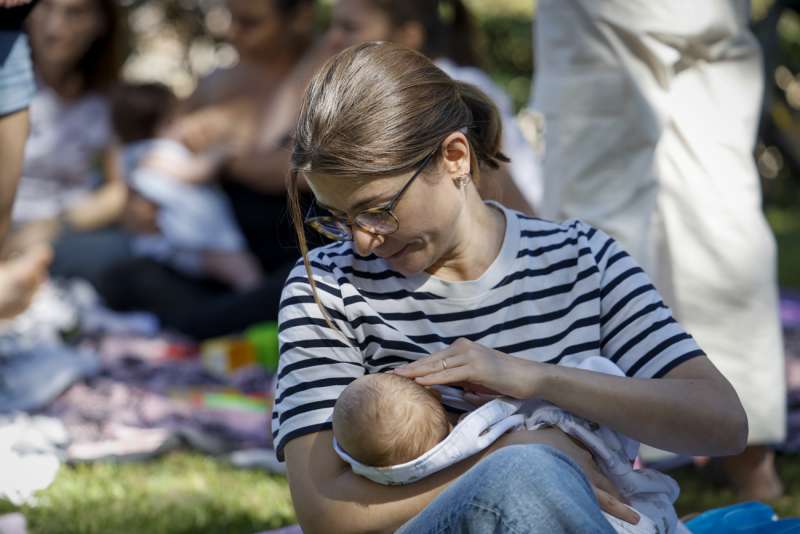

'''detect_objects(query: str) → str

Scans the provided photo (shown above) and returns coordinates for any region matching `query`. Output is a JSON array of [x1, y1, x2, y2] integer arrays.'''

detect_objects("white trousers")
[[533, 0, 786, 444]]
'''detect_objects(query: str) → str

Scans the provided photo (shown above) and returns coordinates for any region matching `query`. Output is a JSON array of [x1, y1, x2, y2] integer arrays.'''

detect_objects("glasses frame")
[[304, 147, 438, 241]]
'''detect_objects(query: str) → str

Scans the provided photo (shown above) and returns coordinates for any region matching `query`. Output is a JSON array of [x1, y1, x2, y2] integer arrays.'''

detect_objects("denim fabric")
[[0, 31, 35, 116], [395, 444, 616, 534], [0, 344, 98, 413]]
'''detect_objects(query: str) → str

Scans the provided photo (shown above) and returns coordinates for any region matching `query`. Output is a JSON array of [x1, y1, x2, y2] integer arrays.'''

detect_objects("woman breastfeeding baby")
[[272, 42, 748, 534]]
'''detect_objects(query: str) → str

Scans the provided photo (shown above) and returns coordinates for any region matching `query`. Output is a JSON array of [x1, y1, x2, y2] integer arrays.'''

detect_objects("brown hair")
[[333, 373, 449, 467], [80, 0, 128, 92], [369, 0, 482, 67], [110, 82, 176, 144], [287, 42, 507, 330], [30, 0, 128, 94]]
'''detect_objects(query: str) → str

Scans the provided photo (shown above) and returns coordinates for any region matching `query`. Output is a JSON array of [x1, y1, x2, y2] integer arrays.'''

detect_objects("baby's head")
[[110, 81, 176, 144], [333, 373, 450, 467]]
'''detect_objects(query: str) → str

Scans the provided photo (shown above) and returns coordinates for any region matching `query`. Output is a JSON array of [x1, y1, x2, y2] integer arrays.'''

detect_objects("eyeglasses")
[[304, 147, 437, 241]]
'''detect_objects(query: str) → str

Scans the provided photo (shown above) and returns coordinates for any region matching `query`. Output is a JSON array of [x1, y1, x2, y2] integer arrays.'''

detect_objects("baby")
[[333, 373, 451, 467], [333, 366, 686, 534], [109, 82, 262, 291]]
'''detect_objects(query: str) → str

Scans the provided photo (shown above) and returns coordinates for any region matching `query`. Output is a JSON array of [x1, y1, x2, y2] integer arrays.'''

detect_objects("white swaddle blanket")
[[333, 356, 690, 534]]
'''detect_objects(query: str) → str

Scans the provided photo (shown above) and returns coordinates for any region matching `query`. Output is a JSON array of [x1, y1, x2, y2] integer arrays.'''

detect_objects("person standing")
[[531, 0, 785, 500]]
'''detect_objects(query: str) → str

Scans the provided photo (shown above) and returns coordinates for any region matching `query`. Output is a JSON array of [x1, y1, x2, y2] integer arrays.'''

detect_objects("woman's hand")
[[167, 107, 233, 153], [393, 338, 546, 400], [491, 427, 641, 526]]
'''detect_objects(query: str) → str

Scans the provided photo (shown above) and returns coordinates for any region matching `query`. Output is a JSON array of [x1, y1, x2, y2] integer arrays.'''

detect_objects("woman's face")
[[305, 135, 471, 276], [28, 0, 105, 72], [325, 0, 393, 53], [225, 0, 283, 60]]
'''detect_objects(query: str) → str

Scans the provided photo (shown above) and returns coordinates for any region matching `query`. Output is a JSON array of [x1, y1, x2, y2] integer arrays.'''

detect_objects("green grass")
[[2, 451, 800, 532], [769, 207, 800, 289], [0, 452, 295, 534], [673, 455, 800, 519]]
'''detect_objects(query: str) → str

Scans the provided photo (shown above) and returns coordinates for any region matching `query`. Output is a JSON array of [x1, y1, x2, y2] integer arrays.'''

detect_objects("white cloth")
[[333, 357, 686, 534], [12, 86, 110, 223], [0, 413, 68, 505], [121, 139, 246, 272], [334, 397, 524, 486], [436, 58, 543, 211], [531, 0, 785, 445]]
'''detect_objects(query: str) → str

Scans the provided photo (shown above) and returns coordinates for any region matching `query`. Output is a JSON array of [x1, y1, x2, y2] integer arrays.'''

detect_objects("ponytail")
[[456, 81, 509, 171]]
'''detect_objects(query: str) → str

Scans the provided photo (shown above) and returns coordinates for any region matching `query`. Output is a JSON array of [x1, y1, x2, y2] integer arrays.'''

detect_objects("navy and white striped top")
[[272, 203, 704, 460]]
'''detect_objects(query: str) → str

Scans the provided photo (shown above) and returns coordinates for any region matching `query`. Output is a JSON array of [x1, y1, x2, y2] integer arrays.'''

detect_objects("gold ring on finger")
[[441, 359, 448, 371]]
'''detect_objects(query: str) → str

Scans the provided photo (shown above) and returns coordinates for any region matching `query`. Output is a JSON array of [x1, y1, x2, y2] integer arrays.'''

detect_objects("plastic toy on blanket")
[[200, 321, 279, 376], [170, 388, 271, 413]]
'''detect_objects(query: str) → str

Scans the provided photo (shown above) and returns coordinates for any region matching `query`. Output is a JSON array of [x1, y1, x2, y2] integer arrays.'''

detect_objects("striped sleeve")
[[580, 223, 705, 379], [272, 257, 365, 461]]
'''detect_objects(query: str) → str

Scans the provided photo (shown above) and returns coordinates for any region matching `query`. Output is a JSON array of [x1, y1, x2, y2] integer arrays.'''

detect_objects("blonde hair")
[[333, 373, 450, 467], [286, 42, 508, 329]]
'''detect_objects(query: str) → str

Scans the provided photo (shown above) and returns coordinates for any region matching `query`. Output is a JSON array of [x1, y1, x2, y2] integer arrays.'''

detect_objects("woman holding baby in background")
[[272, 41, 749, 534]]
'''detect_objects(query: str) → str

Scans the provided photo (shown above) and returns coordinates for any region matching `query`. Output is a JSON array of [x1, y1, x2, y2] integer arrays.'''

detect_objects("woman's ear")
[[441, 132, 471, 177]]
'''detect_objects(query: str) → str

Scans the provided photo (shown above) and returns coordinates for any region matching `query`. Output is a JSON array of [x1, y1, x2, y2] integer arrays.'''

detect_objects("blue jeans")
[[396, 444, 616, 534]]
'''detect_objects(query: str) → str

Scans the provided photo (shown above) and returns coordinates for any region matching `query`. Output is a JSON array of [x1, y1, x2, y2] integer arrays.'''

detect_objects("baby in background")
[[333, 373, 451, 467], [109, 82, 262, 291]]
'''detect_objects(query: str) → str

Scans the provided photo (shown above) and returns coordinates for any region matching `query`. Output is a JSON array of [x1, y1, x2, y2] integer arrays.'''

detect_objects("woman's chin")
[[386, 249, 430, 276]]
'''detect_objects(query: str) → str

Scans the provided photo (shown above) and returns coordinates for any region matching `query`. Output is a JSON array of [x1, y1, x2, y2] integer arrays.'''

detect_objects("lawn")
[[2, 449, 800, 533], [1, 209, 798, 533]]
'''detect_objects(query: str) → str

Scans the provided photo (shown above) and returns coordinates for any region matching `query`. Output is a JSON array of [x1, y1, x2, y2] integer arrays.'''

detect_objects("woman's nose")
[[351, 226, 382, 257]]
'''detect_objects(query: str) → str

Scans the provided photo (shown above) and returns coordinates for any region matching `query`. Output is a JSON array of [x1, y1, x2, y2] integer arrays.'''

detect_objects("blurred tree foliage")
[[120, 0, 799, 207], [476, 15, 533, 111]]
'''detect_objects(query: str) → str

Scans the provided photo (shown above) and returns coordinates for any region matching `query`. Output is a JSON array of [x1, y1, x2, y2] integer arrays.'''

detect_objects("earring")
[[454, 172, 472, 187]]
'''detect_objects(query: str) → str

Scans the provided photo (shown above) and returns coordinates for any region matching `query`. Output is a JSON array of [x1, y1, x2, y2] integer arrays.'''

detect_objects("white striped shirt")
[[272, 203, 704, 460]]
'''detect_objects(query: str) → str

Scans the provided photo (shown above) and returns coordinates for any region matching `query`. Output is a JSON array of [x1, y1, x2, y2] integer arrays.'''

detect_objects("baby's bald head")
[[333, 373, 449, 467]]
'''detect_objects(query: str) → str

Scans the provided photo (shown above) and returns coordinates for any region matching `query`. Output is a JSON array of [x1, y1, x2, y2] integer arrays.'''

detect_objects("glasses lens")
[[308, 218, 351, 240], [355, 211, 398, 235]]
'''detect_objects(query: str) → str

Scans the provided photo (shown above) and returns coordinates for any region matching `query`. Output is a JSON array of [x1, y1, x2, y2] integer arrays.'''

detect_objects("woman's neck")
[[36, 62, 84, 100], [426, 192, 506, 282]]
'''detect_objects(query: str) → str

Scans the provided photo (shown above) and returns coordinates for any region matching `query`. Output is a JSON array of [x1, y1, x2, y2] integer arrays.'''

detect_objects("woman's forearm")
[[64, 147, 126, 230], [223, 146, 293, 195], [289, 428, 586, 534], [533, 356, 747, 456], [64, 180, 126, 230]]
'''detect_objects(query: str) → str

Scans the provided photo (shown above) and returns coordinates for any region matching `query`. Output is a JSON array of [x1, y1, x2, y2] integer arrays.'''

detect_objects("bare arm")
[[0, 108, 28, 243], [62, 145, 126, 230], [396, 342, 747, 457], [222, 144, 296, 194], [220, 42, 335, 194], [536, 354, 747, 456], [285, 425, 633, 534], [285, 430, 474, 534]]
